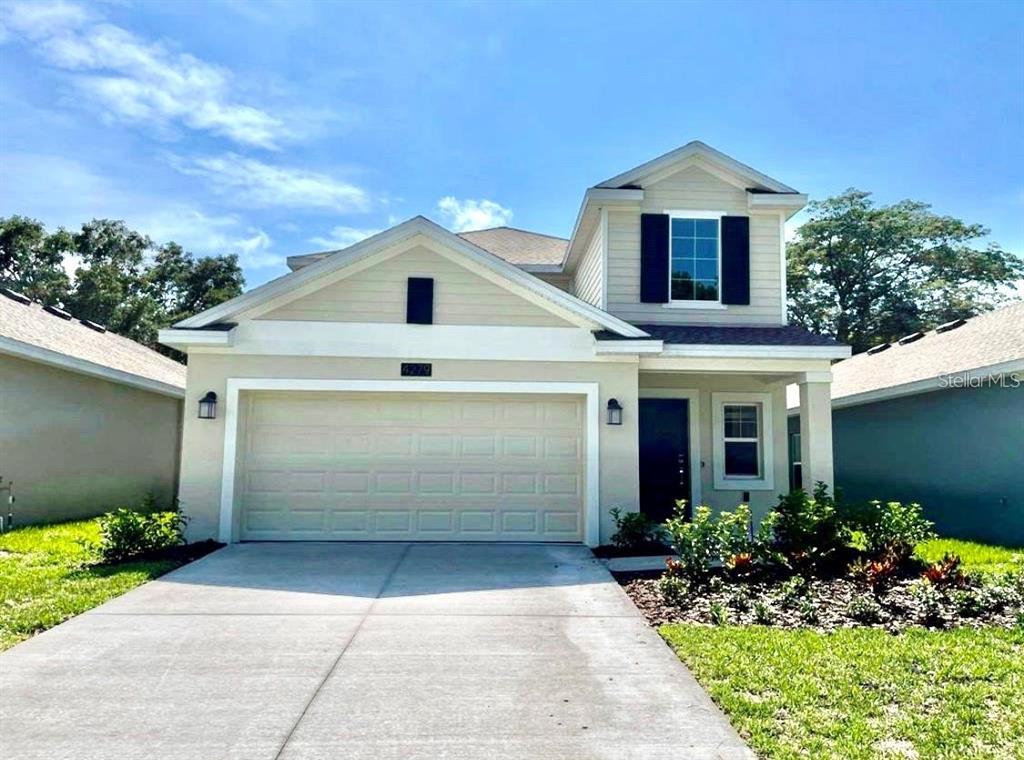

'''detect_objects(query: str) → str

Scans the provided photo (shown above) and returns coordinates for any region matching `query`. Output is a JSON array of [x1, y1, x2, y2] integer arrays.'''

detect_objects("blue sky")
[[1, 0, 1021, 288]]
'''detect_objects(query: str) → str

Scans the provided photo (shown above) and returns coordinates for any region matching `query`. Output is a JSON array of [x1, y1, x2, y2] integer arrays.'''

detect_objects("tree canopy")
[[787, 190, 1023, 353], [0, 216, 245, 357]]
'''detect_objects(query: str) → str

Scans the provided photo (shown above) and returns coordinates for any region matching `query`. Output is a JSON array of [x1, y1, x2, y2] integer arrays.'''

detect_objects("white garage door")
[[237, 391, 586, 542]]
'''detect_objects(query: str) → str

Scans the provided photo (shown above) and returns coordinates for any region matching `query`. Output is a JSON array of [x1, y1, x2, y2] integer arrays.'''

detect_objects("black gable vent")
[[898, 331, 924, 345], [1, 287, 31, 305], [80, 319, 107, 333], [936, 318, 967, 334], [43, 304, 73, 320], [866, 342, 891, 355]]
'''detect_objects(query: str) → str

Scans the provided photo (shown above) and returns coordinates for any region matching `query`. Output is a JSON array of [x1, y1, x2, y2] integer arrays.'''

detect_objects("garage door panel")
[[238, 392, 585, 542]]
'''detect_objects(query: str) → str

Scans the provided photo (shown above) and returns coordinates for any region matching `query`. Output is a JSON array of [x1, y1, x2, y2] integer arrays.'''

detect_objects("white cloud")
[[140, 209, 282, 269], [1, 1, 290, 148], [308, 225, 382, 250], [436, 196, 513, 232], [173, 153, 371, 212]]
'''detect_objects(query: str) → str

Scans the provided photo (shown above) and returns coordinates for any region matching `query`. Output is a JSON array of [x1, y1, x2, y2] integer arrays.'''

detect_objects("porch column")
[[797, 372, 834, 492]]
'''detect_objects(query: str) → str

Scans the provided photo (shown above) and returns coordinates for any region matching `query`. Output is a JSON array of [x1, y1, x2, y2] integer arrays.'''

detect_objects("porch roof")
[[594, 323, 845, 347]]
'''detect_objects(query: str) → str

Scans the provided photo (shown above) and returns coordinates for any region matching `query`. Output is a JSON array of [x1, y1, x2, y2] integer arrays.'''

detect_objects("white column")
[[798, 373, 834, 492]]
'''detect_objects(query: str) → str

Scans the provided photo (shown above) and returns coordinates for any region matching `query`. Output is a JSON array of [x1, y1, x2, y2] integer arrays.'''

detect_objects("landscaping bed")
[[607, 490, 1024, 758], [617, 565, 1023, 632], [0, 516, 221, 651]]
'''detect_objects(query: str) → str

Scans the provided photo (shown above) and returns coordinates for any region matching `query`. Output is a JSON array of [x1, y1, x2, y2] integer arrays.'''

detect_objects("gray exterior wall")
[[0, 354, 183, 525], [793, 383, 1023, 546]]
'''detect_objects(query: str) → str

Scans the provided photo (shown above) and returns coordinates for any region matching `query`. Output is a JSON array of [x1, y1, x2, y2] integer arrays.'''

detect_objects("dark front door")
[[639, 398, 691, 523]]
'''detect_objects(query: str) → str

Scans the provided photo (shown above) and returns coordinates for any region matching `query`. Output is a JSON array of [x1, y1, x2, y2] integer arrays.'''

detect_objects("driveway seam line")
[[271, 543, 413, 760]]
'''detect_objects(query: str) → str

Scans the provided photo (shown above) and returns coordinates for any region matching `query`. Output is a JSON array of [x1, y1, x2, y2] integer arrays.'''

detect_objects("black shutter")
[[720, 216, 750, 305], [640, 213, 669, 303], [406, 277, 434, 324]]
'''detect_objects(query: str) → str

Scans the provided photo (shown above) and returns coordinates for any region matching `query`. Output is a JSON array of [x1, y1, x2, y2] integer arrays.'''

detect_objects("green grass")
[[917, 538, 1023, 576], [661, 624, 1024, 759], [0, 519, 179, 651]]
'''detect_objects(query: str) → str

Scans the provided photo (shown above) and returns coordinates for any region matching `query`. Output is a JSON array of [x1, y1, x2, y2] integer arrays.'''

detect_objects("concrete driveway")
[[0, 543, 750, 759]]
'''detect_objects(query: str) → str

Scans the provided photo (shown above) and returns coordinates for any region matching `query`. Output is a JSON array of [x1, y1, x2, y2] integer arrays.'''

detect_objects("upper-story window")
[[670, 215, 720, 303]]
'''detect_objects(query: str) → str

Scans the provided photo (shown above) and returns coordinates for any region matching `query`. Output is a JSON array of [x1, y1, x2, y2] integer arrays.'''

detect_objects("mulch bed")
[[615, 567, 1023, 633], [591, 541, 674, 559]]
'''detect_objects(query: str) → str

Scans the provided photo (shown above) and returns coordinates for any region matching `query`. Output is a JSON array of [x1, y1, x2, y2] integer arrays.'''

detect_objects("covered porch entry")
[[636, 355, 836, 522]]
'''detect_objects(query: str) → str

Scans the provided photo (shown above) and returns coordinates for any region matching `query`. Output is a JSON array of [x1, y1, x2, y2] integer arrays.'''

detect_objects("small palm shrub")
[[97, 508, 188, 563], [658, 574, 691, 607], [770, 483, 848, 570], [608, 507, 664, 550]]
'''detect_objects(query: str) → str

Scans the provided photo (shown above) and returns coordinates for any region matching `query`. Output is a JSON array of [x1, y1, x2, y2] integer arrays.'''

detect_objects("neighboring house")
[[160, 141, 850, 547], [788, 302, 1024, 545], [0, 290, 186, 525]]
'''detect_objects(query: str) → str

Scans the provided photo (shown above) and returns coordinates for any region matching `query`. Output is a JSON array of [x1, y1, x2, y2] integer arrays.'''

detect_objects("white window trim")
[[665, 209, 726, 308], [218, 378, 601, 547], [638, 388, 702, 508], [711, 391, 775, 491]]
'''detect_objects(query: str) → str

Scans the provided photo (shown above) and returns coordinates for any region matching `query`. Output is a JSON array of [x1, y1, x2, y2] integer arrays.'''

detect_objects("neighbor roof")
[[455, 227, 568, 267], [789, 302, 1024, 409], [0, 291, 186, 397]]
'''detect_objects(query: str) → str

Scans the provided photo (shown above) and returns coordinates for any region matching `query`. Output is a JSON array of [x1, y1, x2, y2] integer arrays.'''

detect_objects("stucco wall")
[[0, 354, 183, 525], [828, 384, 1024, 545], [178, 354, 640, 544]]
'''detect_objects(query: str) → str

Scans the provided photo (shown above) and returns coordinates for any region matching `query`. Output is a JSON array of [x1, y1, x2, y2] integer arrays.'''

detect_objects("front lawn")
[[0, 519, 217, 651], [661, 624, 1024, 760]]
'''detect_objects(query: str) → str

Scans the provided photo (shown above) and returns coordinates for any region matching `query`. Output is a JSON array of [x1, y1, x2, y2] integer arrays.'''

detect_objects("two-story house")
[[160, 141, 850, 546]]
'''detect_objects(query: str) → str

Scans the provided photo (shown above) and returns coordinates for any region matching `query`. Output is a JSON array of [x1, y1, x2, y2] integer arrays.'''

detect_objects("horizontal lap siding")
[[260, 246, 570, 327], [606, 164, 783, 325], [572, 224, 604, 307]]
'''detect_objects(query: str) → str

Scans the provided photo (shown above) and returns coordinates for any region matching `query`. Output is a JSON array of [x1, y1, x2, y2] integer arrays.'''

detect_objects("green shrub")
[[777, 576, 808, 609], [952, 589, 983, 618], [770, 483, 849, 569], [847, 594, 882, 623], [716, 504, 777, 574], [97, 508, 187, 563], [659, 574, 691, 607], [753, 601, 774, 625], [861, 501, 936, 562], [608, 507, 663, 550], [911, 581, 945, 626], [709, 601, 729, 626], [664, 503, 720, 583]]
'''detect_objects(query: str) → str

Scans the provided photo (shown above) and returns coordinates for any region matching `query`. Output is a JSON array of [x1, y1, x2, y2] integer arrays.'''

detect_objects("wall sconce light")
[[198, 391, 218, 420], [606, 398, 623, 426]]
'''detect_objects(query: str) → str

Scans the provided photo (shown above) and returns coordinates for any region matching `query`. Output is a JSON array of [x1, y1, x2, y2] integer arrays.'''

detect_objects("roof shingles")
[[0, 294, 186, 390], [828, 302, 1024, 401]]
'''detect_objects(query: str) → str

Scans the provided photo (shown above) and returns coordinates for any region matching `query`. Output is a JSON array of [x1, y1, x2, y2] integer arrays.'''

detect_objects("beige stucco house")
[[160, 141, 850, 546], [0, 291, 185, 525]]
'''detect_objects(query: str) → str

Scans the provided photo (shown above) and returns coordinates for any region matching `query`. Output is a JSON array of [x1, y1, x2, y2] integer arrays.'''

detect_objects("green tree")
[[0, 215, 71, 303], [0, 216, 246, 353], [787, 190, 1023, 353]]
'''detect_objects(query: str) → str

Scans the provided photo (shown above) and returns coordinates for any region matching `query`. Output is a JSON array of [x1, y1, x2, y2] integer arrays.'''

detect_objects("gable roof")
[[173, 216, 646, 337], [287, 225, 568, 271], [788, 302, 1024, 410], [0, 290, 186, 397], [456, 227, 567, 267], [595, 140, 799, 193]]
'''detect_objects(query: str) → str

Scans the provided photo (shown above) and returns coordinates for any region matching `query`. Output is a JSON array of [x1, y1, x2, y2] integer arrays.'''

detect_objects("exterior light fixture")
[[198, 391, 218, 420], [606, 398, 623, 426]]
